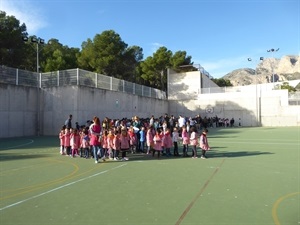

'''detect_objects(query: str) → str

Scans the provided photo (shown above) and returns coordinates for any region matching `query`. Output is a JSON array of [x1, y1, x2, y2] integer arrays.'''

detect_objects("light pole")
[[267, 48, 279, 83], [22, 36, 45, 73], [22, 35, 45, 136], [247, 57, 264, 126]]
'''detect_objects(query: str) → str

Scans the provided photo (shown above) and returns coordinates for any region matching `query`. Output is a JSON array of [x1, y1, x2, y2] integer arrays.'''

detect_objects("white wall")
[[1, 80, 299, 138], [0, 85, 38, 137], [0, 85, 168, 138], [41, 86, 168, 135], [168, 81, 300, 127]]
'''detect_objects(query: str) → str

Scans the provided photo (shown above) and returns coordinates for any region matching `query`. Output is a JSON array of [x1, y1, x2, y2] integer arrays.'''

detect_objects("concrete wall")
[[168, 86, 300, 127], [167, 71, 299, 127], [167, 69, 219, 100], [1, 84, 168, 138], [1, 81, 299, 138], [0, 84, 38, 137], [40, 86, 168, 136]]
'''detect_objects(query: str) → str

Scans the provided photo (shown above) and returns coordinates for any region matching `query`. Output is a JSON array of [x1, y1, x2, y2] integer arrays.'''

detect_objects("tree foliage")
[[140, 47, 193, 90], [280, 82, 296, 92], [0, 10, 195, 90], [0, 11, 28, 68], [211, 78, 233, 87]]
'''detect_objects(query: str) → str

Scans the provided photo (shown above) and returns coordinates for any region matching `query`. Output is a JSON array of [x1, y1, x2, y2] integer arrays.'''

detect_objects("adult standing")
[[178, 115, 186, 131], [65, 114, 73, 129], [89, 116, 102, 163]]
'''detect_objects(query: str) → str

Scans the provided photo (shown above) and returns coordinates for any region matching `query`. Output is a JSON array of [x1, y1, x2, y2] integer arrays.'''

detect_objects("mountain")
[[222, 55, 300, 86]]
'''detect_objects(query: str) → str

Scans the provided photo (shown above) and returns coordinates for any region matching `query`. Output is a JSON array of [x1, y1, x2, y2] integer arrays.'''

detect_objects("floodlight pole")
[[247, 57, 264, 126], [22, 36, 45, 136], [267, 48, 279, 84]]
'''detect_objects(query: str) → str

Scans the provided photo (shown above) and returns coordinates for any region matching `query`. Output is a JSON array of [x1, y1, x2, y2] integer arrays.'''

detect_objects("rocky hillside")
[[223, 55, 300, 86]]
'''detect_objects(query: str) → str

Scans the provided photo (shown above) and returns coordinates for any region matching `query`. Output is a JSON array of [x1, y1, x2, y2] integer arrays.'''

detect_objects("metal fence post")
[[133, 83, 135, 95], [95, 73, 98, 88], [57, 71, 59, 86], [39, 73, 41, 88], [77, 68, 79, 85], [16, 69, 19, 85]]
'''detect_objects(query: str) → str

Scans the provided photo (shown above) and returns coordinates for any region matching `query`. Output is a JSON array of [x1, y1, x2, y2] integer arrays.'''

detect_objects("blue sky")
[[1, 0, 299, 78]]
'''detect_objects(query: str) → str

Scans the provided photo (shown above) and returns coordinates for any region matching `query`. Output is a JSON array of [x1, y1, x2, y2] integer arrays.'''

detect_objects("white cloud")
[[0, 0, 47, 34]]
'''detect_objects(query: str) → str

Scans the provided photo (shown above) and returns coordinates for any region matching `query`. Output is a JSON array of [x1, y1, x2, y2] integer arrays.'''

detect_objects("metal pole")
[[36, 42, 40, 136], [36, 42, 39, 73], [267, 48, 279, 83], [248, 58, 261, 126]]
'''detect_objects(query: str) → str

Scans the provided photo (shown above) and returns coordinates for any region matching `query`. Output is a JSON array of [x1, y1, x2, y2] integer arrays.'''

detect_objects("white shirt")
[[178, 117, 186, 128]]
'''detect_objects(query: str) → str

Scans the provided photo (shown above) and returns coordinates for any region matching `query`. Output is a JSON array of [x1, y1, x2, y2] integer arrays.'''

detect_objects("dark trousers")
[[183, 144, 189, 156], [152, 150, 161, 158], [173, 142, 179, 156]]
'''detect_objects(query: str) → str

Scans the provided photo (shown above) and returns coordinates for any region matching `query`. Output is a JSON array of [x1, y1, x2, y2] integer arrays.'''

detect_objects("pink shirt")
[[200, 134, 210, 150], [190, 131, 198, 146], [163, 132, 172, 148], [59, 131, 65, 146], [64, 132, 70, 147], [120, 134, 130, 150], [89, 123, 101, 146], [107, 135, 114, 150], [113, 135, 121, 150], [146, 129, 154, 146], [70, 133, 80, 149], [102, 135, 108, 149], [153, 134, 163, 151], [181, 129, 190, 145]]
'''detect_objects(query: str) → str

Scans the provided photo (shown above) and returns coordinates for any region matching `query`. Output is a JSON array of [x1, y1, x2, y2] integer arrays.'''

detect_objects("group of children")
[[58, 118, 211, 163]]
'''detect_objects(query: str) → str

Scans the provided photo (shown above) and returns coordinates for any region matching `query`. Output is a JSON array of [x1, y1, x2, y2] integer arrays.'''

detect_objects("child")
[[113, 130, 121, 160], [181, 125, 190, 157], [128, 126, 136, 154], [163, 128, 172, 156], [139, 126, 146, 153], [107, 129, 114, 160], [79, 128, 85, 157], [59, 126, 66, 155], [146, 126, 154, 155], [120, 128, 130, 161], [70, 128, 80, 157], [64, 128, 71, 156], [199, 128, 210, 159], [101, 130, 108, 161], [81, 129, 90, 159], [172, 127, 179, 156], [189, 127, 198, 158], [153, 129, 163, 159]]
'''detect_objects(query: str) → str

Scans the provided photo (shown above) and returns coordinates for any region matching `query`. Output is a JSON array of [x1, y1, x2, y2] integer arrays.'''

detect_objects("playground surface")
[[0, 127, 299, 225]]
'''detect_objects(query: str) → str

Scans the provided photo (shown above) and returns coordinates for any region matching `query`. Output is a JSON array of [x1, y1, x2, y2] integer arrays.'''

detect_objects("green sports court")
[[0, 127, 299, 225]]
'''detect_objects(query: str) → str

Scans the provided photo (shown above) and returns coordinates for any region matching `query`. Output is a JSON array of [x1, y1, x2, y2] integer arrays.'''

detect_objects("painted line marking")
[[0, 163, 127, 211], [175, 158, 226, 225], [0, 139, 34, 150], [272, 192, 300, 225]]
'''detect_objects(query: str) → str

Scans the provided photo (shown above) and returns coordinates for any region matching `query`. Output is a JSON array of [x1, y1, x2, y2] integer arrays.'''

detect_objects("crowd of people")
[[59, 113, 217, 163]]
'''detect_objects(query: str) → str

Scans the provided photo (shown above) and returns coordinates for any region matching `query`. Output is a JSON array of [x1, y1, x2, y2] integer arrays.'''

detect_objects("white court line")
[[0, 163, 127, 211], [0, 139, 34, 150], [211, 140, 298, 145]]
